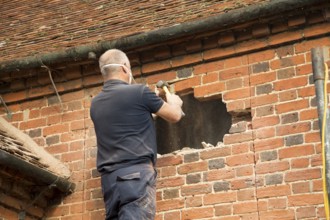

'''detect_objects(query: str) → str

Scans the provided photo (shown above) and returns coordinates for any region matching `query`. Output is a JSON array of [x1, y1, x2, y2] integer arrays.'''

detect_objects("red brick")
[[275, 99, 309, 114], [255, 127, 275, 139], [291, 158, 309, 169], [204, 169, 235, 181], [254, 138, 284, 151], [182, 207, 214, 220], [43, 123, 69, 136], [237, 188, 255, 201], [279, 90, 297, 102], [268, 30, 302, 46], [181, 184, 212, 196], [83, 75, 103, 87], [224, 56, 247, 68], [156, 198, 184, 212], [252, 24, 270, 37], [223, 131, 253, 145], [250, 72, 276, 86], [164, 211, 181, 220], [157, 155, 183, 167], [160, 166, 176, 178], [146, 71, 176, 84], [61, 90, 85, 102], [276, 122, 311, 136], [62, 110, 85, 122], [305, 132, 320, 143], [233, 201, 258, 214], [204, 191, 236, 205], [231, 178, 254, 190], [157, 176, 185, 188], [194, 60, 224, 75], [200, 146, 231, 159], [252, 115, 280, 129], [186, 195, 203, 208], [218, 32, 235, 46], [19, 118, 47, 130], [248, 50, 275, 64], [296, 207, 316, 219], [204, 46, 235, 61], [19, 99, 45, 111], [273, 76, 307, 91], [236, 165, 254, 177], [142, 60, 171, 74], [285, 168, 321, 182], [279, 145, 314, 159], [288, 15, 306, 27], [178, 161, 208, 174], [223, 87, 250, 101], [259, 209, 295, 220], [61, 130, 85, 142], [296, 64, 312, 75], [203, 71, 219, 84], [268, 198, 287, 209], [57, 79, 83, 92], [194, 81, 225, 98], [219, 66, 249, 80], [28, 85, 55, 98], [226, 153, 255, 167], [251, 94, 278, 107], [304, 22, 330, 38], [215, 204, 232, 216], [172, 53, 202, 67], [257, 185, 290, 198], [256, 161, 289, 174], [2, 90, 28, 103], [235, 39, 268, 54], [41, 105, 62, 116], [288, 193, 323, 206], [298, 86, 315, 98], [174, 76, 201, 93], [295, 36, 330, 54], [292, 182, 310, 194]]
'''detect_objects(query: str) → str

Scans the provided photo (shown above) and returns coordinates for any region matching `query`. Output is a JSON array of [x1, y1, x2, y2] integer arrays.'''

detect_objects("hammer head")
[[156, 80, 169, 88]]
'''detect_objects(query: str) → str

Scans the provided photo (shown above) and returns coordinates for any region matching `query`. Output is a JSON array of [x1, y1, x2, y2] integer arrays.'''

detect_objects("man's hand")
[[166, 93, 183, 107]]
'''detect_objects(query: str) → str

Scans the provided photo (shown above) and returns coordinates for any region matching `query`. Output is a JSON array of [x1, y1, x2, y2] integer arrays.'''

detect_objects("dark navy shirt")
[[90, 80, 164, 173]]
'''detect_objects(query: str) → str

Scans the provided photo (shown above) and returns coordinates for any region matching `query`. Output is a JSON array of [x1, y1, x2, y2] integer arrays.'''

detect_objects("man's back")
[[90, 79, 163, 173]]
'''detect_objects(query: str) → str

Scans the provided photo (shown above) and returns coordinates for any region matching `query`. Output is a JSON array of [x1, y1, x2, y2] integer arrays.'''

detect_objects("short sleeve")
[[142, 86, 164, 113]]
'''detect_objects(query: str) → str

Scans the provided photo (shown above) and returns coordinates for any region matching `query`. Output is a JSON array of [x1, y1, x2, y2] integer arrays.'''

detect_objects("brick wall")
[[0, 13, 330, 220]]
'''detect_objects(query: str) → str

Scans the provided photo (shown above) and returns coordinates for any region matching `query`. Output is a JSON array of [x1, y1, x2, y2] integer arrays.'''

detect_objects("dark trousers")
[[101, 163, 157, 220]]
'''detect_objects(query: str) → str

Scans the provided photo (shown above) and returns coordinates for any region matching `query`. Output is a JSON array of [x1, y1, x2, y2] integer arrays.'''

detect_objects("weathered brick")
[[46, 135, 60, 145], [181, 184, 212, 196], [252, 62, 269, 73], [163, 189, 179, 200], [213, 181, 230, 192], [184, 152, 199, 163], [277, 67, 295, 79], [186, 173, 201, 184], [256, 84, 272, 95], [208, 158, 225, 169], [260, 150, 277, 162], [265, 174, 283, 185], [284, 134, 304, 146]]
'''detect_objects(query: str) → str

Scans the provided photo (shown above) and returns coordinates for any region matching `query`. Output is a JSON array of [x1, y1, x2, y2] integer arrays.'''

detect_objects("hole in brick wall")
[[156, 93, 232, 154]]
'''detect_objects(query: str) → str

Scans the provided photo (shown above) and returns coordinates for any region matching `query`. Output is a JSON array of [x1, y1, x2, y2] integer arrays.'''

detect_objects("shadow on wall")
[[156, 93, 232, 154]]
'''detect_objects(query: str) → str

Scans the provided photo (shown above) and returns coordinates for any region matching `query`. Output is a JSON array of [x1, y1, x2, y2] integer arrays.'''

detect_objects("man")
[[90, 49, 183, 220]]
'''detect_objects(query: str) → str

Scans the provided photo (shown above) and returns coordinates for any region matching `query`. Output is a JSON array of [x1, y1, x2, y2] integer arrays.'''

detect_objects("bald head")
[[99, 49, 131, 77]]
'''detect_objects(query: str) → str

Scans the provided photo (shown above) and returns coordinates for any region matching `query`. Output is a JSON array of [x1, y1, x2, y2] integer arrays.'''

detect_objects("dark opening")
[[156, 93, 232, 155]]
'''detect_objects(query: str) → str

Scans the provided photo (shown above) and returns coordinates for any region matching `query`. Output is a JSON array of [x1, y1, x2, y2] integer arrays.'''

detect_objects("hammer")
[[156, 80, 185, 117]]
